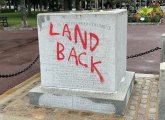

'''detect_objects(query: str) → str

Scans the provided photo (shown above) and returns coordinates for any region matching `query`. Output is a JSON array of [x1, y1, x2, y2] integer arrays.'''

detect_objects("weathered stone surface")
[[141, 99, 147, 104], [29, 72, 135, 115], [160, 34, 165, 62], [137, 115, 145, 120], [130, 105, 136, 110], [150, 102, 157, 108], [142, 95, 148, 99], [129, 110, 136, 116], [28, 9, 136, 115], [150, 96, 157, 102], [139, 103, 147, 109], [38, 9, 127, 92], [149, 108, 156, 114], [148, 114, 156, 120], [142, 90, 149, 95], [138, 107, 146, 114], [159, 35, 165, 120], [0, 73, 159, 120]]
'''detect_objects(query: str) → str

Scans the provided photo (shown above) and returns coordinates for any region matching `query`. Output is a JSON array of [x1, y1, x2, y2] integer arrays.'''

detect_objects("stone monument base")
[[28, 71, 135, 115]]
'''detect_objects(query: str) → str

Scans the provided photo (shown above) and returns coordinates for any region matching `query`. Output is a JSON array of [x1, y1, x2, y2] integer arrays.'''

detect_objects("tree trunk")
[[20, 0, 28, 27], [43, 0, 48, 10], [27, 0, 31, 14], [8, 0, 11, 10], [39, 0, 42, 12], [75, 0, 80, 10], [55, 0, 59, 11], [64, 0, 69, 10], [68, 0, 72, 10], [64, 0, 72, 10], [13, 0, 18, 11]]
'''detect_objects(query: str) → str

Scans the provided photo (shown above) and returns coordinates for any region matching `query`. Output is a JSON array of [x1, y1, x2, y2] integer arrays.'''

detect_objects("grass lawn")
[[0, 12, 40, 27]]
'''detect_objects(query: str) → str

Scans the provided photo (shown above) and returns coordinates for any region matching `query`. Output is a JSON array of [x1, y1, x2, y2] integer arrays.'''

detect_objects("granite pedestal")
[[29, 10, 135, 115], [29, 71, 134, 115]]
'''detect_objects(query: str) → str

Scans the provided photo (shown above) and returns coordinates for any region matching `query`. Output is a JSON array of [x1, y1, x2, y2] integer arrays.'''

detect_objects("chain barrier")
[[127, 47, 161, 59], [0, 46, 162, 78], [0, 55, 39, 78]]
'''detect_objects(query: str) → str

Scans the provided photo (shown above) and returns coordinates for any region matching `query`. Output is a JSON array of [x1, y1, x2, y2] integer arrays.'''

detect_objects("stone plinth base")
[[28, 71, 135, 115], [159, 62, 165, 120]]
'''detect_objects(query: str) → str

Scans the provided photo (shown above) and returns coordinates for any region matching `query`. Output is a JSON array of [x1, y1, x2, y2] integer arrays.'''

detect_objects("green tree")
[[20, 0, 28, 27], [7, 0, 11, 10], [64, 0, 72, 10], [0, 0, 5, 10], [0, 0, 5, 6], [75, 0, 81, 10], [27, 0, 32, 14]]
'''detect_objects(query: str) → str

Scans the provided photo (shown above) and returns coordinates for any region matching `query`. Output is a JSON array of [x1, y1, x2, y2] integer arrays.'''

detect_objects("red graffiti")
[[49, 23, 104, 83], [68, 47, 79, 66], [91, 56, 104, 83], [49, 22, 60, 36], [90, 33, 99, 52], [74, 24, 87, 50], [62, 24, 72, 41], [78, 52, 88, 68], [57, 42, 65, 60]]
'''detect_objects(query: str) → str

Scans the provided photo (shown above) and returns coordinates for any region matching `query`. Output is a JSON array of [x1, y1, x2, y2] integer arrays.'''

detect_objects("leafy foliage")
[[138, 7, 153, 17], [128, 1, 164, 23], [0, 0, 5, 6]]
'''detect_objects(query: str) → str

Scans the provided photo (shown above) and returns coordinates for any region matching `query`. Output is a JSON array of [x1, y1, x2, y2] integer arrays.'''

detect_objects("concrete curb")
[[3, 27, 37, 31], [128, 19, 162, 25], [0, 73, 40, 105], [135, 73, 159, 78]]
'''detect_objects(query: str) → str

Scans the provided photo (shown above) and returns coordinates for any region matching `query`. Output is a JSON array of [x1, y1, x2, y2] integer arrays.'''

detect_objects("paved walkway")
[[125, 74, 159, 120], [0, 73, 159, 120], [0, 30, 39, 94], [127, 17, 165, 74]]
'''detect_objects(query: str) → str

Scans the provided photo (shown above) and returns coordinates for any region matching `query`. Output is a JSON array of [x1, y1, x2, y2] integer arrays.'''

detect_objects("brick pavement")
[[125, 74, 159, 120], [0, 73, 159, 120]]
